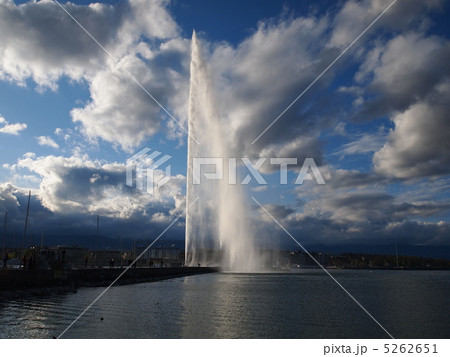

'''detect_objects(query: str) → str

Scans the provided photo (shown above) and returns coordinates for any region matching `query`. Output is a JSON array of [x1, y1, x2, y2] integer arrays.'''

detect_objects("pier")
[[0, 267, 218, 300]]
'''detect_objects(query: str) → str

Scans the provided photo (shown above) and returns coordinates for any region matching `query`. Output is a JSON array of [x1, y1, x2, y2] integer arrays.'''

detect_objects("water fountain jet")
[[185, 31, 260, 271]]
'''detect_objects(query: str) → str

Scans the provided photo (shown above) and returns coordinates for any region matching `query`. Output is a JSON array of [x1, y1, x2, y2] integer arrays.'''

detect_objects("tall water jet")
[[185, 31, 259, 271]]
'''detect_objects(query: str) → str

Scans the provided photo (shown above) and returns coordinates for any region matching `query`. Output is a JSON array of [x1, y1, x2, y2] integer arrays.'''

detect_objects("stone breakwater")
[[0, 267, 219, 300]]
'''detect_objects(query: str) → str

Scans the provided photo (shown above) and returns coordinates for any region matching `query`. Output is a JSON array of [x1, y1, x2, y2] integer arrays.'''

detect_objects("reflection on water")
[[0, 270, 449, 338]]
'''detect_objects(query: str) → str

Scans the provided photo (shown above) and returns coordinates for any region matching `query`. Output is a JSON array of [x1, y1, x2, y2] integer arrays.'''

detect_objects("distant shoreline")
[[286, 266, 450, 271]]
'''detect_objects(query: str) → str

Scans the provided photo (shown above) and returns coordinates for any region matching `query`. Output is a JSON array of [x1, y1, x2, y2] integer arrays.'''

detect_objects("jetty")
[[0, 266, 218, 300]]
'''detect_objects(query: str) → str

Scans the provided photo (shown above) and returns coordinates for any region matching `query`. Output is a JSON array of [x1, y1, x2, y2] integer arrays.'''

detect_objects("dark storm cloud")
[[0, 0, 179, 86], [209, 16, 339, 167], [326, 169, 388, 190], [15, 154, 185, 215], [0, 154, 187, 243], [262, 202, 450, 247], [328, 0, 445, 49], [373, 81, 450, 179], [259, 204, 296, 220], [354, 33, 450, 120], [0, 0, 115, 87], [324, 192, 450, 224], [0, 183, 184, 245], [0, 0, 186, 150]]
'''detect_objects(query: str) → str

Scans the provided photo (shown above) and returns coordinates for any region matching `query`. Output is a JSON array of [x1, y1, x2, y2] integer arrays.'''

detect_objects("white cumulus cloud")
[[36, 136, 59, 149], [0, 114, 27, 135]]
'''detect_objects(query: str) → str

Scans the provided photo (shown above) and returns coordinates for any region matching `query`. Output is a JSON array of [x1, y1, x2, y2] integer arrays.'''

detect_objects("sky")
[[0, 0, 449, 252]]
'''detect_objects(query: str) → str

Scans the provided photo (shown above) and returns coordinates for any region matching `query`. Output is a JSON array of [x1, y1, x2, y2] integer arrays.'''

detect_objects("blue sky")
[[0, 0, 449, 251]]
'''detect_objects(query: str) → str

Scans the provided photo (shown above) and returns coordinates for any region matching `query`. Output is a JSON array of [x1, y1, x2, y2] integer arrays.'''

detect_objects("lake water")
[[0, 270, 449, 338]]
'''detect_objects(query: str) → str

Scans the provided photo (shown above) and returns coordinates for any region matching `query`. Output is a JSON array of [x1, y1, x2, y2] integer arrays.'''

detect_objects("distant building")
[[50, 245, 88, 267], [126, 246, 183, 267], [302, 251, 330, 267], [289, 251, 306, 267], [149, 247, 182, 267], [91, 249, 123, 267]]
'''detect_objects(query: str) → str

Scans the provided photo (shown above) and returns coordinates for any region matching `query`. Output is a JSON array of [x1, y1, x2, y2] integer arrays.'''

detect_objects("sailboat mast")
[[96, 215, 99, 251], [120, 223, 123, 268], [23, 190, 31, 254], [395, 237, 399, 269], [2, 211, 7, 254]]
